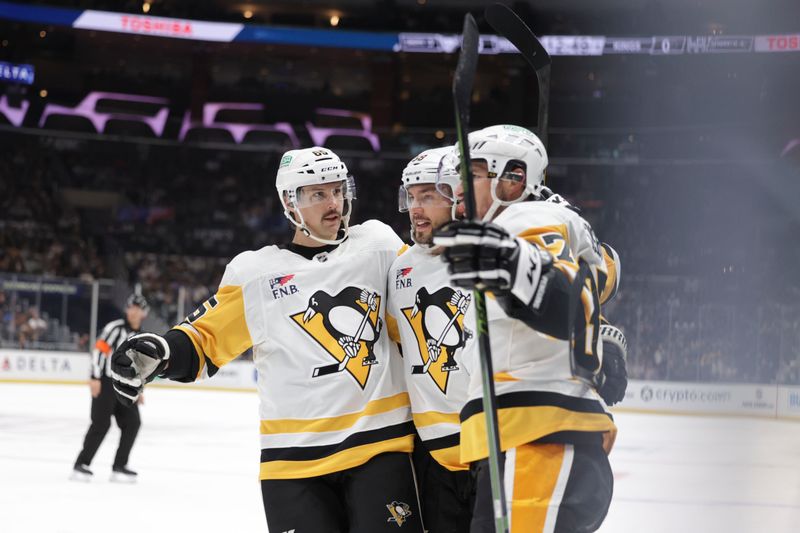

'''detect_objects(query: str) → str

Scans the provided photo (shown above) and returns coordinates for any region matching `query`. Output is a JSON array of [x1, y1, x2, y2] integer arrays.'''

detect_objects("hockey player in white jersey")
[[387, 147, 476, 532], [109, 147, 423, 533], [433, 125, 623, 533], [538, 188, 628, 408]]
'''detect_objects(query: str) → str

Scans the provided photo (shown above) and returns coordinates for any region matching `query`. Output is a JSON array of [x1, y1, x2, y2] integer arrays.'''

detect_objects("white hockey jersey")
[[387, 244, 473, 472], [459, 201, 618, 464], [173, 220, 414, 480]]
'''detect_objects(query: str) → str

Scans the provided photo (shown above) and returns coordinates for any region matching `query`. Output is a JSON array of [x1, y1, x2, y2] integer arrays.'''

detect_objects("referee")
[[72, 294, 149, 483]]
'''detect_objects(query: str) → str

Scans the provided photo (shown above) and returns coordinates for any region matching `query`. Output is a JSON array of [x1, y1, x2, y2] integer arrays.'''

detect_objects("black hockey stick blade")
[[485, 3, 551, 147], [411, 364, 427, 374], [312, 362, 343, 377], [452, 13, 480, 220], [485, 3, 550, 71]]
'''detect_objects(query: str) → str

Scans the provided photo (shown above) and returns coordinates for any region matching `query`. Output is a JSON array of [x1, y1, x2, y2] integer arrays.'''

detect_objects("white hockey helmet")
[[276, 146, 356, 245], [399, 147, 461, 219], [467, 124, 548, 220]]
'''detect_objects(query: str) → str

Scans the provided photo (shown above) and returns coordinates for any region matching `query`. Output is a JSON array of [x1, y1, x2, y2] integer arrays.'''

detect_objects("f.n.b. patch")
[[395, 267, 413, 290], [269, 274, 299, 299]]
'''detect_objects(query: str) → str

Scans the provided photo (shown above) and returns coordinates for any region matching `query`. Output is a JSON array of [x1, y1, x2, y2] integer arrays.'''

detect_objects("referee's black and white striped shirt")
[[91, 319, 139, 379]]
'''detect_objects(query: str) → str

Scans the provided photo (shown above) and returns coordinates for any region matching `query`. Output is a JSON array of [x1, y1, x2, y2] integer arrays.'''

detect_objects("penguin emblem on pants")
[[290, 286, 382, 389], [401, 287, 472, 394], [386, 500, 413, 527]]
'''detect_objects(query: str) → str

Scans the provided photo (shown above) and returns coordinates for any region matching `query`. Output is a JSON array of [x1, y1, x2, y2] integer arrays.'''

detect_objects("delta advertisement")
[[1, 351, 798, 418], [0, 349, 257, 391]]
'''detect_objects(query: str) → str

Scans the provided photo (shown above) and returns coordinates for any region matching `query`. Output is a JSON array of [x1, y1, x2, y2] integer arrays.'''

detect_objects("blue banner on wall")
[[0, 62, 35, 85], [0, 0, 796, 56]]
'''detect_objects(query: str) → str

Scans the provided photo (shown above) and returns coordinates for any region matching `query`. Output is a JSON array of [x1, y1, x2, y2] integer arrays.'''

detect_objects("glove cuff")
[[129, 332, 171, 384], [132, 333, 171, 363], [509, 238, 545, 308], [599, 324, 627, 361]]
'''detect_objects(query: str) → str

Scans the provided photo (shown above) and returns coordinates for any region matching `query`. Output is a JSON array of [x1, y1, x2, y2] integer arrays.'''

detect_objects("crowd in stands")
[[125, 252, 227, 324], [606, 278, 800, 386], [0, 288, 91, 351], [0, 137, 107, 280], [1, 130, 799, 385]]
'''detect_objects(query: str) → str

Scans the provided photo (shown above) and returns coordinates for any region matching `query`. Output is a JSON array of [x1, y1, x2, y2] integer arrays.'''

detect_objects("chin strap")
[[284, 203, 351, 246], [482, 181, 543, 221]]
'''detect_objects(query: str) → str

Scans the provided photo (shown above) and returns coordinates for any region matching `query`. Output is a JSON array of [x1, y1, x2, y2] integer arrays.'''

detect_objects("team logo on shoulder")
[[395, 267, 413, 289], [401, 287, 472, 394], [269, 274, 299, 299], [290, 287, 382, 389], [386, 501, 412, 527]]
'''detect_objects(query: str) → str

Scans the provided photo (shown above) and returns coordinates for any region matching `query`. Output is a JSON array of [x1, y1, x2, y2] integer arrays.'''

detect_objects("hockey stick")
[[485, 3, 551, 148], [452, 13, 509, 533], [486, 4, 604, 389], [312, 291, 377, 377]]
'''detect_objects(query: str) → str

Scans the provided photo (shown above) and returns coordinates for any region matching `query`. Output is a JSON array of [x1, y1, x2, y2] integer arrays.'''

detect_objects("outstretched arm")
[[110, 266, 254, 405]]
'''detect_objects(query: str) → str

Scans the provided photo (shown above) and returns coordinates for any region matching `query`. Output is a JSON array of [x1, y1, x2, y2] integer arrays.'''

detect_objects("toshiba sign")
[[120, 15, 192, 37], [73, 10, 243, 42], [755, 34, 800, 52]]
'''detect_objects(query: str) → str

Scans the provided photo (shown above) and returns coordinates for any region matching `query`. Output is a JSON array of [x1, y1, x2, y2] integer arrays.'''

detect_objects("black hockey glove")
[[597, 324, 628, 406], [433, 220, 552, 305], [110, 333, 170, 406]]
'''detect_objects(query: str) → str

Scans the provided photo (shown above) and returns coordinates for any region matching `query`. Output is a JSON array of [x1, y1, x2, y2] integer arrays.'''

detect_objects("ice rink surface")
[[1, 382, 798, 533]]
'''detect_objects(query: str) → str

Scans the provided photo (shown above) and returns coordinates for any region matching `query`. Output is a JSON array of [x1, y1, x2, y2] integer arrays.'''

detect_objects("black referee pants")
[[76, 375, 140, 469]]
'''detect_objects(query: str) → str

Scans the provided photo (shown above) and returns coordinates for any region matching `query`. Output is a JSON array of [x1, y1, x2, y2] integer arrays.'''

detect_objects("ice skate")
[[70, 463, 93, 482], [110, 465, 138, 484]]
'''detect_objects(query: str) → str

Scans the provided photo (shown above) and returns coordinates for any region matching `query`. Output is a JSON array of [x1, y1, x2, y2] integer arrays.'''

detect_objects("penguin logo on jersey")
[[386, 501, 412, 527], [401, 287, 472, 394], [290, 287, 382, 389]]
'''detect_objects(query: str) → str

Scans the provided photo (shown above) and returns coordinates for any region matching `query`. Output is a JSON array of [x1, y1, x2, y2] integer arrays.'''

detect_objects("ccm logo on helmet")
[[319, 166, 340, 172]]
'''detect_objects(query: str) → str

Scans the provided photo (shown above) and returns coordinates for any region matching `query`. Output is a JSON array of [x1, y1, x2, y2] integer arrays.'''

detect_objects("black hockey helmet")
[[126, 293, 149, 312]]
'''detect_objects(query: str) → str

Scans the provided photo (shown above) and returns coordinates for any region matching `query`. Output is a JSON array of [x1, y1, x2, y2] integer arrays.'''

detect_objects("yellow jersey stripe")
[[412, 410, 460, 428], [461, 405, 616, 464], [260, 392, 410, 435], [259, 435, 414, 480], [430, 444, 469, 472]]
